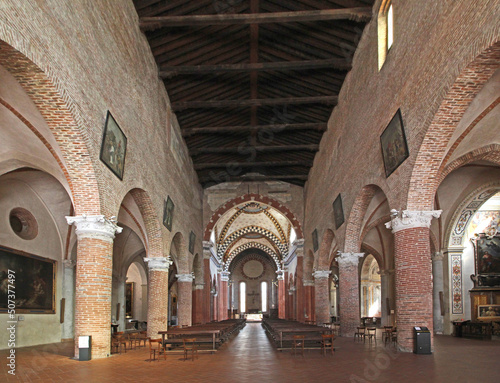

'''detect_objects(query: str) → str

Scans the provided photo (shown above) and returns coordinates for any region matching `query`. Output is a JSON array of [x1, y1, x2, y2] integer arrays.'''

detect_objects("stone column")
[[303, 280, 315, 322], [277, 270, 285, 319], [61, 259, 76, 340], [289, 287, 296, 320], [432, 252, 444, 334], [313, 270, 332, 325], [294, 240, 305, 322], [66, 215, 122, 359], [111, 274, 126, 331], [386, 209, 442, 352], [144, 256, 172, 337], [220, 270, 230, 321], [203, 241, 213, 323], [380, 269, 394, 327], [176, 273, 194, 327], [338, 252, 364, 337]]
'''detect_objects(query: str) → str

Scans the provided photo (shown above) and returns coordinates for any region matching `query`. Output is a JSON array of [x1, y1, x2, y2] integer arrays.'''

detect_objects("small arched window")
[[240, 281, 246, 313], [261, 281, 268, 312], [378, 0, 394, 69]]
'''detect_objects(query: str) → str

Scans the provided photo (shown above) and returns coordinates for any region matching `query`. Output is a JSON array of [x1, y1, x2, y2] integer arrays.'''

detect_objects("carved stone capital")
[[379, 269, 394, 277], [63, 259, 76, 269], [385, 209, 442, 233], [66, 215, 122, 243], [144, 256, 172, 272], [337, 252, 364, 267], [195, 283, 205, 290], [176, 273, 194, 283], [293, 238, 305, 249], [220, 271, 231, 282], [313, 270, 331, 279], [432, 252, 444, 262], [276, 270, 284, 281], [303, 279, 315, 287]]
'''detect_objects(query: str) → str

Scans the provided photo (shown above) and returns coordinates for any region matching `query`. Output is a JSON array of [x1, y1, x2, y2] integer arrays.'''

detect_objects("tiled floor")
[[2, 323, 500, 382]]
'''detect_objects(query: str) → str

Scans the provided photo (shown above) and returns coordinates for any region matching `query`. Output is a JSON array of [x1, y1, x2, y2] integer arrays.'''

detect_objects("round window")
[[9, 208, 38, 240]]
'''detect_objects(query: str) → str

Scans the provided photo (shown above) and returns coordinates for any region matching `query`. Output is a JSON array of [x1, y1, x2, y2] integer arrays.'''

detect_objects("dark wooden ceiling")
[[133, 0, 375, 187]]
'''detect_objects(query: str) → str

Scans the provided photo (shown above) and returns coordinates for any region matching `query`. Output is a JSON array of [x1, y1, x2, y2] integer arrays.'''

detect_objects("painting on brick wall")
[[380, 109, 409, 177], [333, 193, 345, 229], [100, 111, 127, 180], [163, 196, 174, 231], [0, 246, 55, 314], [312, 229, 319, 252], [189, 231, 196, 254]]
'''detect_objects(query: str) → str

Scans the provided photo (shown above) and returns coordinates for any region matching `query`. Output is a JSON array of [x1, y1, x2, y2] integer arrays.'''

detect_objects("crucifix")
[[248, 290, 260, 304]]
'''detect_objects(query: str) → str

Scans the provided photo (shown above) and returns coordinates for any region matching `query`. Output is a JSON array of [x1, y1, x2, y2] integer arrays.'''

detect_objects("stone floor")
[[2, 323, 500, 382]]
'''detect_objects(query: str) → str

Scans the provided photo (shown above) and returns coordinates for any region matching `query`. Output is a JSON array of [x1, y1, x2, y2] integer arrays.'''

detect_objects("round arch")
[[317, 228, 335, 270]]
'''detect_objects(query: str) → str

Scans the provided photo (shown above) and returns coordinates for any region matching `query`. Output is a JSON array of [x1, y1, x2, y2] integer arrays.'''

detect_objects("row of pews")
[[158, 319, 246, 353], [262, 318, 334, 350]]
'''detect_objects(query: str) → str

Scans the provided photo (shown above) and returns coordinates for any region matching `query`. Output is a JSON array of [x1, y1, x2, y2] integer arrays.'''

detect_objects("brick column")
[[176, 273, 194, 327], [192, 283, 205, 325], [66, 215, 122, 359], [220, 270, 230, 321], [314, 270, 331, 326], [386, 209, 442, 352], [203, 241, 213, 323], [432, 252, 444, 334], [294, 240, 305, 322], [277, 270, 285, 319], [144, 257, 172, 337], [338, 252, 364, 337], [303, 280, 314, 322], [284, 267, 290, 319], [288, 287, 296, 320]]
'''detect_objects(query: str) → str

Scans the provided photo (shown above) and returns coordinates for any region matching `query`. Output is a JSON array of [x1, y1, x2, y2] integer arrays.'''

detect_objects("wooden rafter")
[[140, 7, 372, 30], [172, 96, 337, 111], [199, 174, 309, 183], [189, 144, 319, 156], [181, 122, 327, 136], [194, 160, 313, 170]]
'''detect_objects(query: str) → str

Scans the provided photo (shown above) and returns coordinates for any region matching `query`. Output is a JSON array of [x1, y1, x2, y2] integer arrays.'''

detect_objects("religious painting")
[[163, 196, 174, 231], [125, 282, 133, 318], [312, 229, 319, 252], [380, 109, 409, 177], [333, 193, 345, 229], [0, 246, 56, 314], [477, 304, 500, 320], [100, 111, 127, 180], [189, 231, 196, 254]]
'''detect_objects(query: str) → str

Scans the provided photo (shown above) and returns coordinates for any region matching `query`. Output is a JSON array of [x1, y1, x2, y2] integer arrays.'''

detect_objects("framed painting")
[[125, 282, 133, 318], [163, 196, 174, 231], [477, 304, 500, 320], [380, 109, 409, 177], [0, 246, 56, 313], [100, 111, 127, 180], [333, 193, 345, 229], [312, 229, 319, 252], [189, 231, 196, 254]]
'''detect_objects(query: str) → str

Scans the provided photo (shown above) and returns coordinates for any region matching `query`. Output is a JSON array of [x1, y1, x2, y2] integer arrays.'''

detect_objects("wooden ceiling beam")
[[181, 122, 327, 136], [172, 95, 337, 111], [199, 174, 309, 183], [190, 144, 319, 155], [140, 8, 372, 30], [159, 58, 350, 77], [194, 160, 313, 170]]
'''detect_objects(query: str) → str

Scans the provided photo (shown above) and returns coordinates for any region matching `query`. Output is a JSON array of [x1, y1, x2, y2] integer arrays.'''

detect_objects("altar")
[[245, 313, 263, 321]]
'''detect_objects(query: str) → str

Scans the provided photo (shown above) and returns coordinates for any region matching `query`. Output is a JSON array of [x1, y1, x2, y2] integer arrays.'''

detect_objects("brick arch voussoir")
[[204, 193, 303, 240], [360, 244, 385, 271], [407, 42, 500, 211], [0, 41, 101, 215], [344, 185, 381, 253], [317, 228, 335, 270], [128, 188, 163, 259]]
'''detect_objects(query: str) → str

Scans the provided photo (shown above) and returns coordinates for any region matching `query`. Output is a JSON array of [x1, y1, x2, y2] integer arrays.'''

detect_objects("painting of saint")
[[100, 111, 127, 180]]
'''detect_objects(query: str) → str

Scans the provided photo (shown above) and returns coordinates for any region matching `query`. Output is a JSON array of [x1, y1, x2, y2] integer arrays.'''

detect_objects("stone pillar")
[[432, 252, 444, 334], [144, 256, 172, 337], [294, 240, 305, 322], [277, 270, 285, 319], [314, 270, 332, 326], [338, 252, 364, 337], [303, 280, 315, 322], [386, 209, 442, 352], [220, 270, 230, 321], [112, 274, 126, 331], [203, 241, 213, 323], [61, 259, 76, 340], [176, 273, 194, 327], [380, 269, 394, 327], [289, 287, 296, 320], [66, 215, 122, 359]]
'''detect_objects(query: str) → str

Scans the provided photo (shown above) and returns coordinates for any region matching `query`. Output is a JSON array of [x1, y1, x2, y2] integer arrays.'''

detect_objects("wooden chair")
[[292, 335, 305, 356], [354, 327, 365, 342], [365, 327, 377, 343], [113, 332, 128, 353], [320, 334, 335, 356], [148, 338, 166, 361], [183, 338, 198, 361], [111, 334, 127, 354], [382, 326, 393, 345], [136, 331, 148, 347], [332, 323, 340, 336], [390, 329, 397, 346]]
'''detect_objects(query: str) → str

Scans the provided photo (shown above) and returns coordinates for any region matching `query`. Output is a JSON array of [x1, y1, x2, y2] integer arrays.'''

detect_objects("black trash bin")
[[413, 327, 431, 354]]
